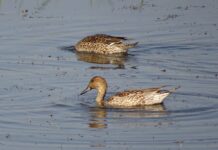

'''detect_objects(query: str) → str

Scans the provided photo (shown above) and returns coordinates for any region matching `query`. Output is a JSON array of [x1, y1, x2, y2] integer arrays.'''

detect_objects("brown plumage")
[[80, 76, 179, 108], [75, 34, 138, 54]]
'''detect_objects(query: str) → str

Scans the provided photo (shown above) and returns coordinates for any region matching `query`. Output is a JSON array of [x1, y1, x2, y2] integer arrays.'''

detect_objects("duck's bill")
[[80, 87, 91, 95]]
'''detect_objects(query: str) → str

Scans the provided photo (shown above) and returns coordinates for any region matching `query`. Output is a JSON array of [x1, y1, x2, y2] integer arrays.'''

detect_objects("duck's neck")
[[96, 88, 106, 107]]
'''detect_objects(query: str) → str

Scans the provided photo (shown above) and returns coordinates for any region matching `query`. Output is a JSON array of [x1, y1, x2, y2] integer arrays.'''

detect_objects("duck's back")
[[75, 34, 137, 54], [80, 34, 127, 43], [107, 87, 170, 107]]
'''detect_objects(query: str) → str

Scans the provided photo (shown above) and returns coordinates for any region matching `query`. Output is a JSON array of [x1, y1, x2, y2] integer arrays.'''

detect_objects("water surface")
[[0, 0, 218, 149]]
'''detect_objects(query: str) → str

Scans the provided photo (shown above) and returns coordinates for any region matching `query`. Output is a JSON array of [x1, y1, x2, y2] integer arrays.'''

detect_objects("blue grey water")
[[0, 0, 218, 149]]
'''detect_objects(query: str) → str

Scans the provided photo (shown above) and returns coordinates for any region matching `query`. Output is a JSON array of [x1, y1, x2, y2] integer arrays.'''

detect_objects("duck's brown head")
[[80, 76, 108, 95]]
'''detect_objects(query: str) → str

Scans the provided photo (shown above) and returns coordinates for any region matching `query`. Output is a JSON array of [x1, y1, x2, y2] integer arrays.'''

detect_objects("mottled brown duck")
[[75, 34, 138, 54]]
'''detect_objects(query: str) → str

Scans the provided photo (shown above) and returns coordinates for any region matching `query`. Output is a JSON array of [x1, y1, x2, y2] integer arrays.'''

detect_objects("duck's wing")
[[94, 34, 128, 40], [80, 34, 127, 44], [114, 86, 166, 97], [107, 87, 159, 107]]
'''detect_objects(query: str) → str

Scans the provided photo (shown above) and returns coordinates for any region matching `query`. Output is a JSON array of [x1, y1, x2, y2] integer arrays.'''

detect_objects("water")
[[0, 0, 218, 149]]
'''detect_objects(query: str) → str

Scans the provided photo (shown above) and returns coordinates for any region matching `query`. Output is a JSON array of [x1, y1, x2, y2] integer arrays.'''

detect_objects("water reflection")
[[89, 107, 107, 129], [61, 46, 127, 68], [110, 105, 167, 118], [88, 104, 167, 129], [76, 52, 126, 68]]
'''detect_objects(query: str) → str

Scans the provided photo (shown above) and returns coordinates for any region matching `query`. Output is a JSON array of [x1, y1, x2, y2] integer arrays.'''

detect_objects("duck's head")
[[80, 76, 108, 95]]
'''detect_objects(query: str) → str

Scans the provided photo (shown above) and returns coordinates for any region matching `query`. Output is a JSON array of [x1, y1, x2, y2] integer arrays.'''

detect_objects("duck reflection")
[[89, 107, 107, 129], [76, 52, 127, 68], [112, 104, 167, 118], [88, 104, 167, 129], [60, 46, 127, 68]]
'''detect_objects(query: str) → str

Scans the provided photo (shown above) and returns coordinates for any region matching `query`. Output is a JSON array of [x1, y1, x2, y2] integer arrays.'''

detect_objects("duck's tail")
[[168, 86, 181, 93], [125, 42, 138, 49], [155, 86, 180, 104], [159, 85, 180, 94]]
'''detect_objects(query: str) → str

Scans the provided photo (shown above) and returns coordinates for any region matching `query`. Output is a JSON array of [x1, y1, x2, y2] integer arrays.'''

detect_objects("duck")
[[74, 34, 138, 55], [80, 76, 179, 108]]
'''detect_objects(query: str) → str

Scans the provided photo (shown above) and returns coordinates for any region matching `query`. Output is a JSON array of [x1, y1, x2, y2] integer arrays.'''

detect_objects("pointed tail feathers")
[[125, 42, 138, 49], [159, 85, 180, 94], [168, 86, 180, 93]]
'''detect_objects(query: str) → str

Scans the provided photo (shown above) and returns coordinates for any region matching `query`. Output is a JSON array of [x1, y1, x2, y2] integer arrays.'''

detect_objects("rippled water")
[[0, 0, 218, 149]]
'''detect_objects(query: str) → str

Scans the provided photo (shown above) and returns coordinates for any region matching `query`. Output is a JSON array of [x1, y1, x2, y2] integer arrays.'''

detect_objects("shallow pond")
[[0, 0, 218, 149]]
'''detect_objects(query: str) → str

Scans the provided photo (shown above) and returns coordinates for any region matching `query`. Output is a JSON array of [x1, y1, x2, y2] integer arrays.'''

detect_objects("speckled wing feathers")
[[79, 34, 126, 44], [112, 88, 162, 97], [107, 87, 170, 107]]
